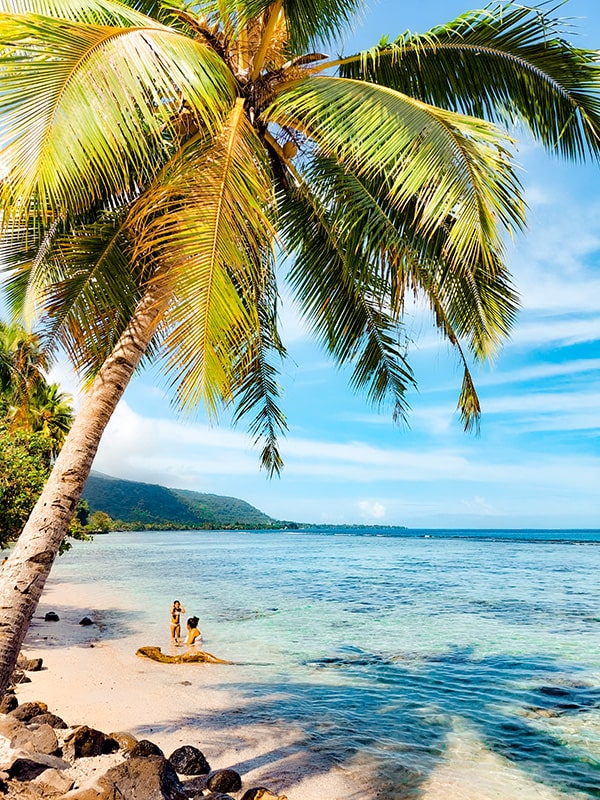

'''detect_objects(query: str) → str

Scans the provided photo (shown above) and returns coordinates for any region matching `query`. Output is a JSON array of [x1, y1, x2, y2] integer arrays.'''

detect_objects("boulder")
[[8, 756, 49, 781], [17, 654, 43, 672], [241, 789, 288, 800], [10, 701, 48, 722], [109, 731, 138, 754], [10, 670, 31, 684], [0, 713, 26, 739], [45, 612, 60, 622], [33, 712, 68, 729], [168, 745, 210, 775], [129, 739, 164, 758], [59, 787, 103, 800], [33, 766, 75, 795], [0, 693, 18, 713], [63, 726, 116, 760], [200, 794, 236, 800], [97, 755, 187, 800], [11, 722, 59, 755], [206, 769, 242, 793], [79, 617, 94, 626]]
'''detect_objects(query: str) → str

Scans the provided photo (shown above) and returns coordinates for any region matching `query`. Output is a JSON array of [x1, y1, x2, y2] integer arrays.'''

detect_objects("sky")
[[45, 1, 600, 529]]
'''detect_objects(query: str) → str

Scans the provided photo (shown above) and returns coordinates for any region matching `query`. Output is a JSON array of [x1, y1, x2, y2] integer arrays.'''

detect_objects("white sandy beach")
[[15, 579, 369, 800], [14, 579, 585, 800]]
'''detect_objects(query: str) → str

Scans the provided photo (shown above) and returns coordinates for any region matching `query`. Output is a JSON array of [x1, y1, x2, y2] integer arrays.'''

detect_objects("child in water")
[[170, 600, 185, 644], [186, 616, 202, 645]]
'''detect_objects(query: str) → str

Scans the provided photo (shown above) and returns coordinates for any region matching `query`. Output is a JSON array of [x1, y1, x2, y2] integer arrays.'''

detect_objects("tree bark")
[[0, 283, 166, 698]]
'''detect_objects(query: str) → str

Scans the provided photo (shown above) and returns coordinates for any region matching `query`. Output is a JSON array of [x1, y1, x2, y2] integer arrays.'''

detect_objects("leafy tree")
[[0, 426, 52, 549], [0, 322, 48, 422], [25, 382, 74, 460], [0, 0, 599, 696], [86, 511, 113, 533], [0, 321, 75, 552]]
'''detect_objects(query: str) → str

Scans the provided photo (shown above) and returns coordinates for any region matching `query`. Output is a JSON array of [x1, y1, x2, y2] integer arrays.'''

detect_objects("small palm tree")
[[0, 322, 48, 421], [0, 0, 599, 695], [26, 382, 74, 459]]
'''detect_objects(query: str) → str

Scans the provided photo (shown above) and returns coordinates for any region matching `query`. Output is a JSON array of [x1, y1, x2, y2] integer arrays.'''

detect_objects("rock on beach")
[[0, 651, 290, 800]]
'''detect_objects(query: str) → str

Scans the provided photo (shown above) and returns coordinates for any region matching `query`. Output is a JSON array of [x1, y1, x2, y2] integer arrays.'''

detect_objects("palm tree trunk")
[[0, 283, 166, 698]]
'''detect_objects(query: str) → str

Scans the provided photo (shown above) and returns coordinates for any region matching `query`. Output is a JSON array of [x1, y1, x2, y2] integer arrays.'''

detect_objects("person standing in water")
[[170, 600, 185, 644]]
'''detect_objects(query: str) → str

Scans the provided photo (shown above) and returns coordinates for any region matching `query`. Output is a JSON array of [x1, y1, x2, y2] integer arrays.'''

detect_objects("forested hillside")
[[82, 472, 280, 530]]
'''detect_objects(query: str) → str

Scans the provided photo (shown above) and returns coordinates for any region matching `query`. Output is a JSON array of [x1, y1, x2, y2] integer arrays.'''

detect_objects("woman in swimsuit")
[[170, 600, 185, 643], [185, 616, 202, 646]]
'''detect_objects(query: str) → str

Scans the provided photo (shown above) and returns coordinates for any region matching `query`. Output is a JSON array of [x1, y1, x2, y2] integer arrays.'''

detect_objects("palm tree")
[[0, 321, 72, 454], [25, 382, 74, 459], [0, 0, 599, 696], [0, 321, 48, 422]]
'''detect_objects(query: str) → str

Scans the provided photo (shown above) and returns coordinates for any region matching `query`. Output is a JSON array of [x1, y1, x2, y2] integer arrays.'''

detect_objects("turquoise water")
[[49, 529, 600, 798]]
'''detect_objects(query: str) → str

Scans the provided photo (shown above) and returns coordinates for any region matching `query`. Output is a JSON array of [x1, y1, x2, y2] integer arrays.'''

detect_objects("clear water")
[[48, 528, 600, 798]]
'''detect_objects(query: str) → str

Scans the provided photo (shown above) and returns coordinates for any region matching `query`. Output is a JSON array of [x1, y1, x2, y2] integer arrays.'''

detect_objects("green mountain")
[[82, 472, 281, 530]]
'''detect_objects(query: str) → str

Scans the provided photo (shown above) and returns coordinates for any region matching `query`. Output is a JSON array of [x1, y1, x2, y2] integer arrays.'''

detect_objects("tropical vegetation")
[[0, 321, 75, 547], [0, 0, 599, 695], [81, 472, 281, 530]]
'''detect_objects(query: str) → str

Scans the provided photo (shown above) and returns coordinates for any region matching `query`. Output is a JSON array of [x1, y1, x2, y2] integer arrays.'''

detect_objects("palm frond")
[[339, 3, 600, 160], [282, 0, 365, 53], [0, 0, 164, 25], [230, 257, 287, 476], [127, 99, 277, 417], [302, 152, 519, 356], [0, 13, 235, 218], [280, 166, 416, 423], [266, 76, 525, 274]]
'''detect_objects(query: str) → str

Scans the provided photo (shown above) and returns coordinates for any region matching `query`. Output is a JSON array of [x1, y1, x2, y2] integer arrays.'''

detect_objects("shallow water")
[[49, 529, 600, 798]]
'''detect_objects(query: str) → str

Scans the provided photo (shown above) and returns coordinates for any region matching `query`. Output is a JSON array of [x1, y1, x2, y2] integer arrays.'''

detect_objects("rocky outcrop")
[[17, 655, 44, 672], [129, 739, 164, 759], [11, 701, 49, 721], [241, 789, 289, 800], [0, 697, 288, 800]]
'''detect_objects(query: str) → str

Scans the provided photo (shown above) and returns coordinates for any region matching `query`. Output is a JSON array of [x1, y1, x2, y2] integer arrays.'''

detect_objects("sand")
[[15, 579, 367, 800], [14, 580, 582, 800]]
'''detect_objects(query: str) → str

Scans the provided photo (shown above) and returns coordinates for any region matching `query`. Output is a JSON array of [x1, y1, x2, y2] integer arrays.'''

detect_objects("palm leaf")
[[282, 0, 365, 53], [230, 257, 287, 476], [281, 152, 519, 429], [126, 99, 277, 417], [0, 0, 165, 24], [266, 76, 525, 274], [0, 13, 235, 218], [338, 3, 600, 160], [27, 214, 144, 378], [309, 157, 519, 359], [280, 166, 416, 423]]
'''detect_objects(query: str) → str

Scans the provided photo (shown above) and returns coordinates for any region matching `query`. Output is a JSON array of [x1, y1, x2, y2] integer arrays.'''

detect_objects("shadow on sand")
[[25, 604, 143, 648], [135, 645, 600, 800]]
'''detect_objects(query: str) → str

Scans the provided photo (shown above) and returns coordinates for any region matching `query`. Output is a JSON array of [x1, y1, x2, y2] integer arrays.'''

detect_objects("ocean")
[[45, 528, 600, 798]]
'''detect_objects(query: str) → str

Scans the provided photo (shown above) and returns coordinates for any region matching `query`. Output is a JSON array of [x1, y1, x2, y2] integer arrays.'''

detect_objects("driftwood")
[[136, 646, 232, 664]]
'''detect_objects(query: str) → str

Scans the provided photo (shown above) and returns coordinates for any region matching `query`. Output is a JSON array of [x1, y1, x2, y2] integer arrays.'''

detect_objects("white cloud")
[[92, 401, 600, 496], [358, 500, 386, 520], [461, 495, 496, 516]]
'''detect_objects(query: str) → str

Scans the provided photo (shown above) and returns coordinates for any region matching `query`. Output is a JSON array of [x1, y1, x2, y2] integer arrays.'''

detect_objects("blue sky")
[[50, 1, 600, 529]]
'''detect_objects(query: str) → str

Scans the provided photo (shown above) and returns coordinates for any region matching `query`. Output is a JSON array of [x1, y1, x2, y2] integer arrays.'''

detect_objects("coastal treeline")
[[1, 0, 600, 697]]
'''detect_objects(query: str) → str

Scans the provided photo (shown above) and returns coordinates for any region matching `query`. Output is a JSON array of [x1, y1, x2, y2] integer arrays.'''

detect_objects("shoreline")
[[13, 577, 588, 800], [15, 578, 366, 800]]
